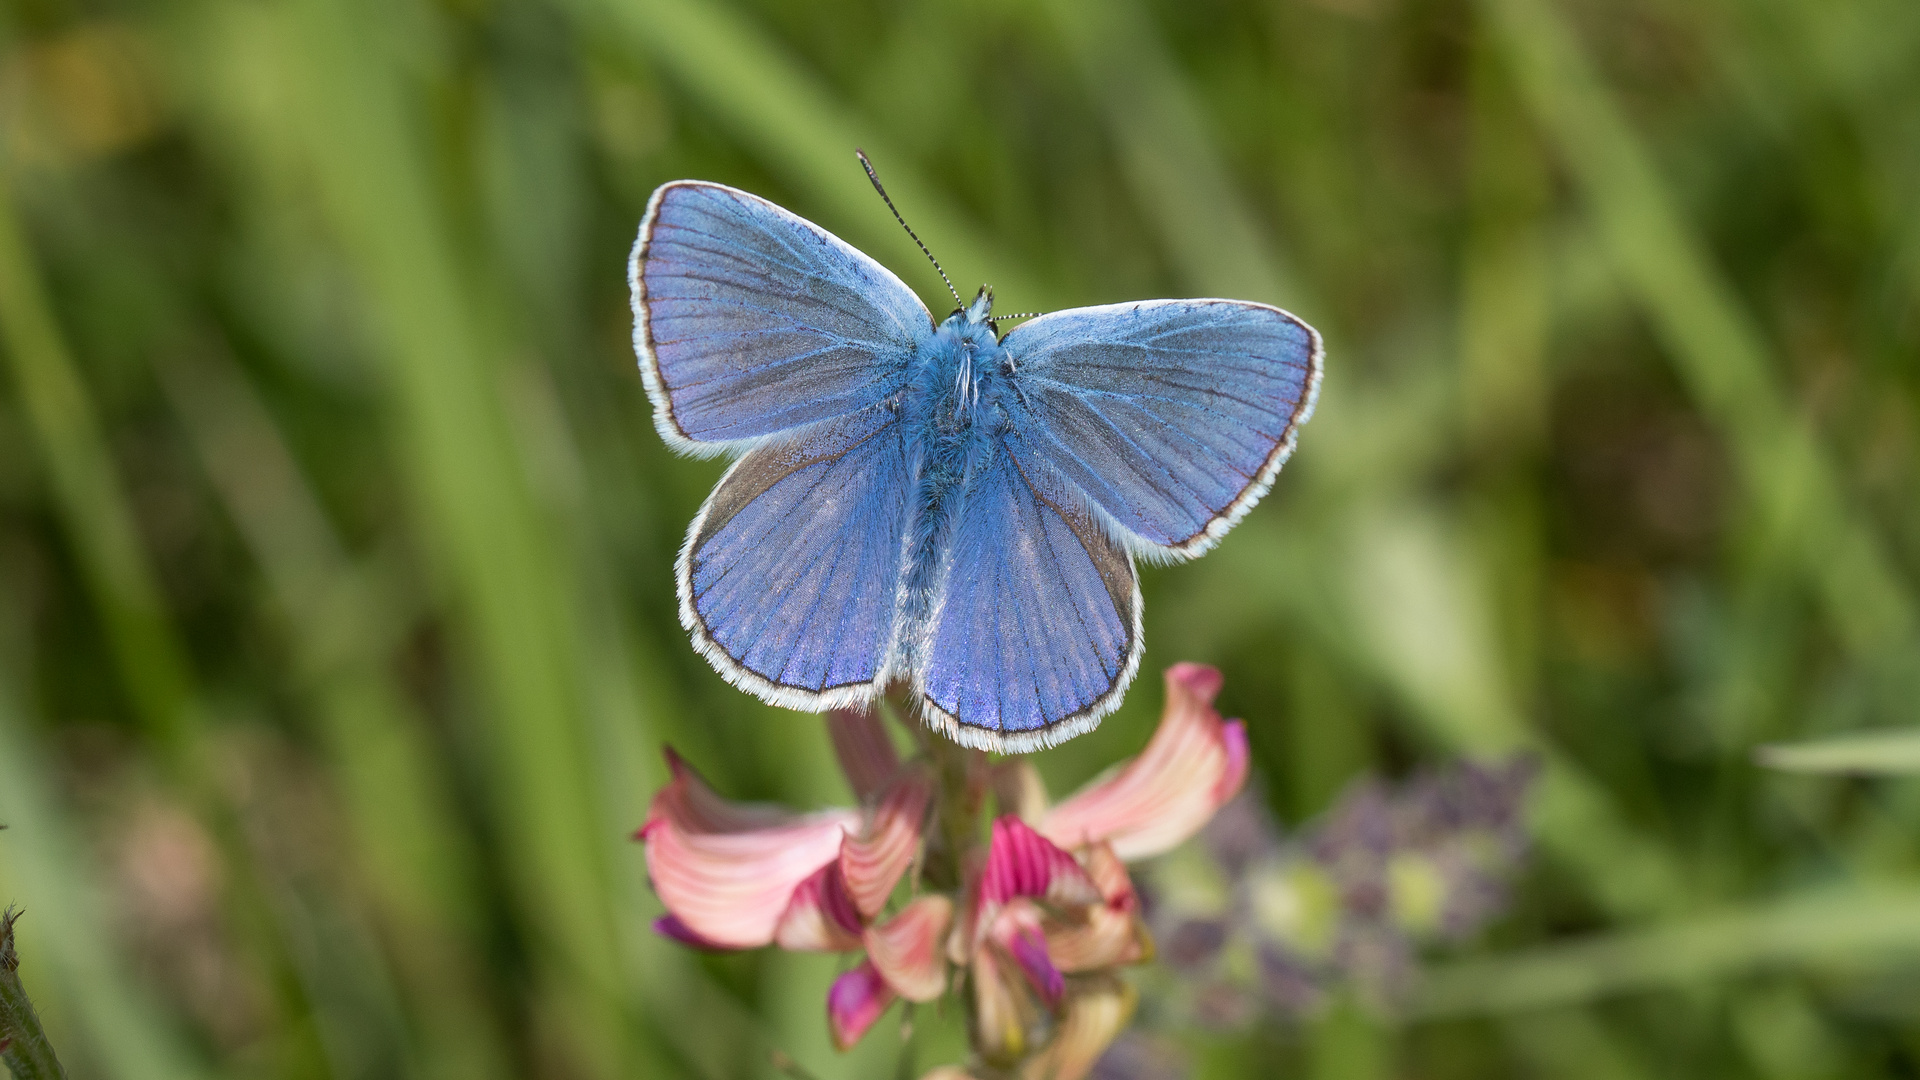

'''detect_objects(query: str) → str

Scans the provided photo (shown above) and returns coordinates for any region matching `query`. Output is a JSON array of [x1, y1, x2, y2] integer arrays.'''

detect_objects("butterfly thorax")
[[892, 287, 1014, 672]]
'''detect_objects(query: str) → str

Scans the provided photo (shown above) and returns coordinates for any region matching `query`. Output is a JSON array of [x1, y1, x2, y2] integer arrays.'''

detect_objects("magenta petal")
[[971, 816, 1099, 954], [1040, 664, 1252, 860], [827, 959, 897, 1051], [1003, 912, 1065, 1006], [651, 914, 732, 951], [640, 748, 858, 949], [980, 816, 1099, 907]]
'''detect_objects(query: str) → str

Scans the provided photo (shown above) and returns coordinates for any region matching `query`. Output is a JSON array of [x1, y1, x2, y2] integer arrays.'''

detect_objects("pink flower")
[[636, 665, 1250, 1078]]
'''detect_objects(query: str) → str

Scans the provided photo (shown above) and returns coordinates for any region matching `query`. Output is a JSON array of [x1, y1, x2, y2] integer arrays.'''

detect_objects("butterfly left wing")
[[632, 181, 932, 453], [680, 404, 911, 709], [999, 299, 1322, 558], [914, 453, 1141, 753]]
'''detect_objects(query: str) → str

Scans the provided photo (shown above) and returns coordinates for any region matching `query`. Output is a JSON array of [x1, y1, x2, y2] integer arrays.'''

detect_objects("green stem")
[[0, 909, 69, 1080], [887, 690, 987, 892]]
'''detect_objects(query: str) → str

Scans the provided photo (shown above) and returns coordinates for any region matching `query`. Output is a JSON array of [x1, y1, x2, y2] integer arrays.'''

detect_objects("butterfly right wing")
[[632, 181, 933, 454], [679, 403, 911, 710], [999, 300, 1322, 558]]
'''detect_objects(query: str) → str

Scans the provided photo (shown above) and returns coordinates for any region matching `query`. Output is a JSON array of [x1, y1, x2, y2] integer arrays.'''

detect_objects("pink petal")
[[1040, 664, 1251, 861], [864, 894, 952, 1002], [1020, 974, 1138, 1080], [1043, 843, 1153, 972], [826, 707, 902, 801], [827, 959, 896, 1051], [640, 749, 858, 949], [773, 863, 864, 952], [972, 816, 1100, 954], [840, 765, 932, 919]]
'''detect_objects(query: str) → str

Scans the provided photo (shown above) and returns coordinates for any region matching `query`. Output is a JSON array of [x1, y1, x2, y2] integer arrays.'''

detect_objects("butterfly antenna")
[[857, 149, 962, 307]]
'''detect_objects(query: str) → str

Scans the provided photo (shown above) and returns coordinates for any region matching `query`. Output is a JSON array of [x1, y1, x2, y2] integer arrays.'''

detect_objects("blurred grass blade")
[[0, 161, 336, 1079], [1754, 729, 1920, 774], [0, 170, 198, 760], [1482, 0, 1918, 663], [0, 674, 216, 1080], [1341, 506, 1683, 915], [1460, 41, 1551, 454], [567, 0, 1054, 307], [274, 0, 645, 1073], [157, 343, 514, 1080], [1502, 1010, 1654, 1080], [1041, 0, 1305, 309], [1413, 885, 1920, 1016]]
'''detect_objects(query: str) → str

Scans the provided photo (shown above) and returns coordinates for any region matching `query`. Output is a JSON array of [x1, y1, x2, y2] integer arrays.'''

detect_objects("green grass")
[[1, 0, 1918, 1076]]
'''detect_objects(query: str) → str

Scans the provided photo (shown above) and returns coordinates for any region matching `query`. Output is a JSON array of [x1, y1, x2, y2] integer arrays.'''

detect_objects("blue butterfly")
[[629, 164, 1321, 753]]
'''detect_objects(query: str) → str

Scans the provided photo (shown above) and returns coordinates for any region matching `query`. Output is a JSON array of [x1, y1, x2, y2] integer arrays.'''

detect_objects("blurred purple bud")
[[1090, 1031, 1188, 1080], [1199, 790, 1281, 876], [1255, 944, 1325, 1016], [1161, 918, 1227, 972]]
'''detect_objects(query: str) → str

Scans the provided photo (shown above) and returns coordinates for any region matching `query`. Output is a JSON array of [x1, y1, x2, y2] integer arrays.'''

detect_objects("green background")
[[1, 0, 1919, 1075]]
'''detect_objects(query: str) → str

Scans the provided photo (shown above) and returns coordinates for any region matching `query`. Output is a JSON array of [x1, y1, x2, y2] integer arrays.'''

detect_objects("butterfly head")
[[964, 285, 994, 325], [938, 286, 1001, 342]]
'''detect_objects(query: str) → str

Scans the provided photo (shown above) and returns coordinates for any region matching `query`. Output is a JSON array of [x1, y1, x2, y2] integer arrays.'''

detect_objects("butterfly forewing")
[[632, 182, 931, 451], [1000, 300, 1322, 557]]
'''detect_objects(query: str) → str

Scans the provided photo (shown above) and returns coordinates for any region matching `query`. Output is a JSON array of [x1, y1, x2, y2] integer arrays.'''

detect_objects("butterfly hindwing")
[[1001, 300, 1323, 557], [632, 181, 932, 452], [680, 404, 911, 709], [915, 452, 1141, 752]]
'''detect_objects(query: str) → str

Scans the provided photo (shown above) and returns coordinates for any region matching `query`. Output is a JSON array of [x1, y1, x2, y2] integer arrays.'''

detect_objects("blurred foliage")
[[0, 0, 1918, 1077]]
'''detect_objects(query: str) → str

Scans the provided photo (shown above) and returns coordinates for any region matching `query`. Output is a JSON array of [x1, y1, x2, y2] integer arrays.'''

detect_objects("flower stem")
[[887, 688, 987, 891], [0, 909, 69, 1080]]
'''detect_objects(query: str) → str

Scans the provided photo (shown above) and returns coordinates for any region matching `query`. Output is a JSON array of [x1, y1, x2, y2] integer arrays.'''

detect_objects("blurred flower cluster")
[[636, 664, 1249, 1080], [1135, 756, 1537, 1030]]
